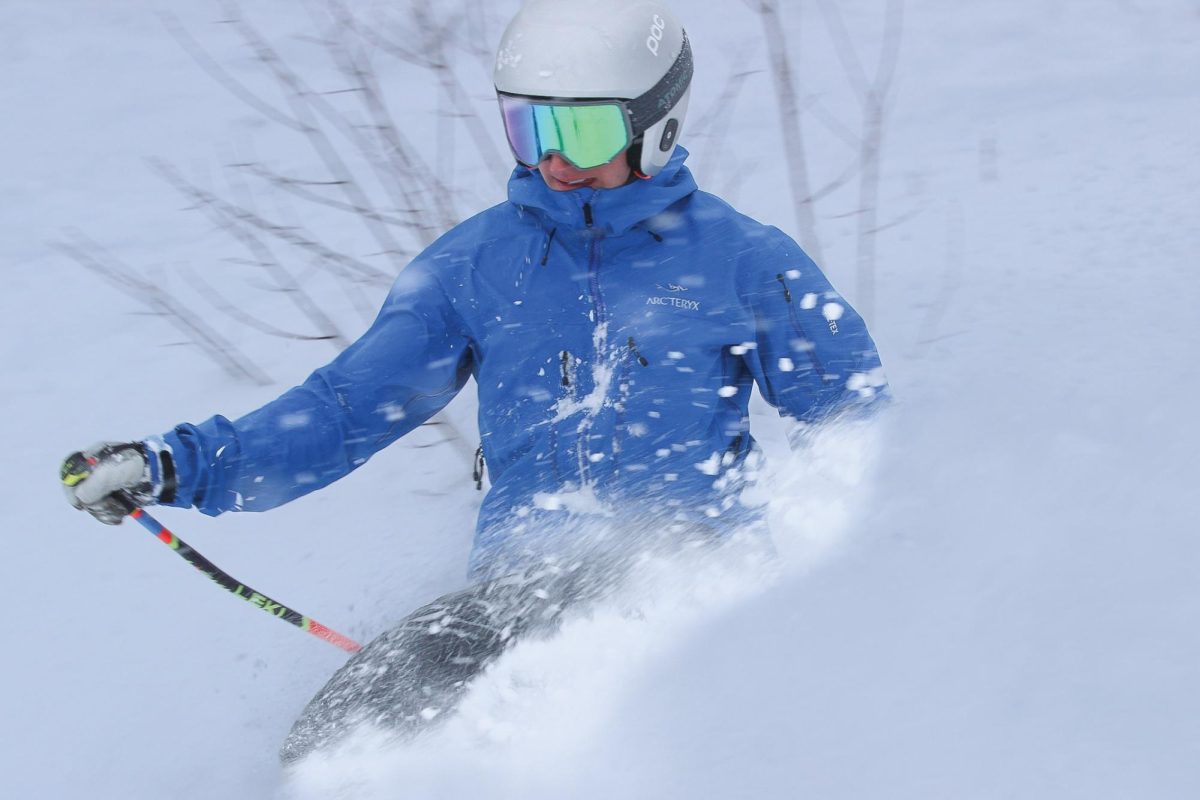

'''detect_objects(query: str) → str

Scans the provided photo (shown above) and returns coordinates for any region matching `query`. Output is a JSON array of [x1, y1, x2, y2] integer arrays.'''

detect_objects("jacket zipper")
[[574, 200, 607, 483], [776, 274, 828, 377], [583, 202, 607, 323]]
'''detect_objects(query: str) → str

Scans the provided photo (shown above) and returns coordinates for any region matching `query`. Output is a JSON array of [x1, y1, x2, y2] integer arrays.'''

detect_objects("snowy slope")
[[3, 1, 1198, 798]]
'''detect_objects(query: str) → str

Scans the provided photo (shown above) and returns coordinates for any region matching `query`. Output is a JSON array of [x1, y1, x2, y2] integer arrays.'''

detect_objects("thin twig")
[[257, 161, 378, 323], [56, 235, 273, 386], [183, 265, 341, 342], [219, 150, 358, 343], [160, 12, 307, 134], [233, 161, 423, 231], [151, 158, 392, 285]]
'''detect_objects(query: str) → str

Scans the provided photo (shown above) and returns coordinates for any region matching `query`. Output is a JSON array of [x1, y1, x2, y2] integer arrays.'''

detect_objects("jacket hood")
[[505, 146, 699, 236]]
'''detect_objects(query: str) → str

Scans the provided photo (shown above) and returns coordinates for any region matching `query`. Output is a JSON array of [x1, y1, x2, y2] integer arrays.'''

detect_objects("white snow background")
[[2, 0, 1198, 798]]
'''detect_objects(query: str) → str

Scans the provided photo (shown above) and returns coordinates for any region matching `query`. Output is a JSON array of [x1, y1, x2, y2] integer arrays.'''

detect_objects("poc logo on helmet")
[[646, 14, 666, 55]]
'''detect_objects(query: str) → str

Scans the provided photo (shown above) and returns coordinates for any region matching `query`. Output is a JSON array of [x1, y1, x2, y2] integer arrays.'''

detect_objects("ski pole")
[[116, 496, 362, 654]]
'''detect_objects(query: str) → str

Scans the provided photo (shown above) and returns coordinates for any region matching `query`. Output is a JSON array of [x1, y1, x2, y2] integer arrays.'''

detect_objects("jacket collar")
[[505, 146, 698, 236]]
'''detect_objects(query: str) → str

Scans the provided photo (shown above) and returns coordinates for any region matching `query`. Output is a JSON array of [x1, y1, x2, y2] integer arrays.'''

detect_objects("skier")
[[61, 0, 888, 762]]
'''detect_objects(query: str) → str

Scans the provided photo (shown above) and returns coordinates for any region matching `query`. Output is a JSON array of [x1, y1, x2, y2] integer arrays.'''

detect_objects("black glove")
[[61, 442, 173, 524]]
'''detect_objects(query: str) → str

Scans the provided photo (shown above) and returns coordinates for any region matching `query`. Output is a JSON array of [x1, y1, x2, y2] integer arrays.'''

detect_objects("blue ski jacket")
[[155, 147, 887, 579]]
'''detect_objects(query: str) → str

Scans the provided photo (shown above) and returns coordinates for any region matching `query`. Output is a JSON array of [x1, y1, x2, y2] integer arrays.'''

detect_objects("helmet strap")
[[626, 139, 651, 180]]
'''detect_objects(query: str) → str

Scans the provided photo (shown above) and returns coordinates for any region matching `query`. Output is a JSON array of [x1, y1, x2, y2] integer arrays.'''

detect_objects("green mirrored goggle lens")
[[500, 97, 630, 170]]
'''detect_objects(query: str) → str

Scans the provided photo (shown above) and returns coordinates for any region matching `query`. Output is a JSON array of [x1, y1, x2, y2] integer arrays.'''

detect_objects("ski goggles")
[[498, 94, 634, 170]]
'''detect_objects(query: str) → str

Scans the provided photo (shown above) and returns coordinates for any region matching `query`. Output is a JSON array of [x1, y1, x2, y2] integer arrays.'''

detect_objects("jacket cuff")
[[142, 436, 178, 505]]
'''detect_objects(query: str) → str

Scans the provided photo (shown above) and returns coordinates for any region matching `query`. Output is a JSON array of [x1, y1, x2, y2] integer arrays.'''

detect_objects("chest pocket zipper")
[[560, 350, 574, 387], [540, 228, 557, 266]]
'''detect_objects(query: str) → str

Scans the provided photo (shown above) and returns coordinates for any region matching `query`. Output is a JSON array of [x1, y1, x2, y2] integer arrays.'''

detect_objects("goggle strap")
[[625, 31, 693, 137]]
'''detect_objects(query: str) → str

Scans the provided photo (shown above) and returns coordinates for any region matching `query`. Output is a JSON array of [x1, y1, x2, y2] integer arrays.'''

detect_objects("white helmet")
[[494, 0, 693, 178]]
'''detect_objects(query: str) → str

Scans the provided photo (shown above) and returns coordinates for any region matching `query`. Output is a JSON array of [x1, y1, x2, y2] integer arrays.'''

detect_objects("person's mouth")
[[552, 175, 594, 188]]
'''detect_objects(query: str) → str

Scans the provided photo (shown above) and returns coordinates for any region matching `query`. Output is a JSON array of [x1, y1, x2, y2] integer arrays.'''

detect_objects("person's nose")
[[544, 153, 575, 174]]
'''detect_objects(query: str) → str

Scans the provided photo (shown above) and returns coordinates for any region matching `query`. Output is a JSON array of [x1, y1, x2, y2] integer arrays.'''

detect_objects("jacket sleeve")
[[740, 228, 889, 426], [155, 255, 474, 515]]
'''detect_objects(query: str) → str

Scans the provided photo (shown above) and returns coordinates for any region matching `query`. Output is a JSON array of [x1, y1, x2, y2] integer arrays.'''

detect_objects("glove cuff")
[[143, 437, 177, 505]]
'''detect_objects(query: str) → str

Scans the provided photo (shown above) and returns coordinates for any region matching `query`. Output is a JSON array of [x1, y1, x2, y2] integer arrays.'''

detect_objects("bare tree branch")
[[909, 201, 964, 357], [183, 265, 341, 343], [219, 150, 364, 341], [802, 93, 861, 150], [316, 1, 461, 233], [814, 0, 871, 97], [151, 158, 392, 287], [689, 57, 760, 179], [219, 1, 421, 265], [251, 159, 379, 323], [808, 157, 863, 205], [359, 8, 511, 190], [56, 234, 273, 386], [875, 0, 906, 99], [233, 161, 425, 231], [752, 0, 826, 265], [160, 11, 307, 134], [815, 0, 907, 321]]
